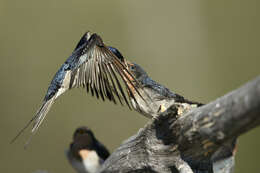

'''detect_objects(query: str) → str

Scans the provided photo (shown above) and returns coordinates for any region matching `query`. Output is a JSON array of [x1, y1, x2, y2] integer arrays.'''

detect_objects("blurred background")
[[1, 0, 259, 172]]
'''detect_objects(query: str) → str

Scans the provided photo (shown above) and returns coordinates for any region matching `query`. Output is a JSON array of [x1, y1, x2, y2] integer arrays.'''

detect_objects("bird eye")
[[130, 65, 135, 70]]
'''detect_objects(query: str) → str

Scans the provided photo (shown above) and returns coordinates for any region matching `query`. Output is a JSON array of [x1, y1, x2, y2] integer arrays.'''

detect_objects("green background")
[[1, 0, 259, 173]]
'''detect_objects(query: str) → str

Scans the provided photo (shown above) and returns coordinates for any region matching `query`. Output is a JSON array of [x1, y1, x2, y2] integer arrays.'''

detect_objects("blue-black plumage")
[[44, 42, 86, 101], [11, 32, 141, 144], [108, 47, 125, 62]]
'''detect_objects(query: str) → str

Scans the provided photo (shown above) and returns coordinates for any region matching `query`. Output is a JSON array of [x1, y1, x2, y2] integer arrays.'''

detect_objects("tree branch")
[[99, 76, 260, 173]]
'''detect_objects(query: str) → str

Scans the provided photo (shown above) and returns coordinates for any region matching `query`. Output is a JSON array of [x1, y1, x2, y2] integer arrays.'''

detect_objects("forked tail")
[[10, 96, 56, 145]]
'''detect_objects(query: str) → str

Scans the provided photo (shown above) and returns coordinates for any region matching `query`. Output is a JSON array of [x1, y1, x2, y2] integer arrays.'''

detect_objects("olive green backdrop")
[[1, 0, 259, 173]]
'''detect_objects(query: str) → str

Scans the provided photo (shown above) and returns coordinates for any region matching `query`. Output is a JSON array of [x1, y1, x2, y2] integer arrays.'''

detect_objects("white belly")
[[130, 88, 176, 118]]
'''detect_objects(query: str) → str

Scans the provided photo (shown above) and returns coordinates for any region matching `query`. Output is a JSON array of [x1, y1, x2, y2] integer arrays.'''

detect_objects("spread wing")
[[11, 32, 142, 144], [69, 33, 137, 105]]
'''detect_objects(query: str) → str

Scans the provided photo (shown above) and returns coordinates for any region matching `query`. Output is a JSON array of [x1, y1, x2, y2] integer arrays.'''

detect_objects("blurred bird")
[[66, 126, 110, 173], [11, 32, 143, 144], [123, 61, 203, 118]]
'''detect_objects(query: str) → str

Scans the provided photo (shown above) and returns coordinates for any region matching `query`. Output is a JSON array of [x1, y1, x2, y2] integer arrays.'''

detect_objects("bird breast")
[[81, 150, 102, 173]]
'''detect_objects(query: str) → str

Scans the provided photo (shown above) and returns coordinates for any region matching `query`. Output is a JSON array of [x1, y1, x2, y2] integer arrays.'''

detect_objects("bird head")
[[126, 61, 148, 82], [70, 126, 96, 161]]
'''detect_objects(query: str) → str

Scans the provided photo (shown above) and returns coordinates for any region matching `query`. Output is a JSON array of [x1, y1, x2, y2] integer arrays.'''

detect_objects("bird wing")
[[11, 32, 143, 144], [68, 33, 142, 106], [95, 141, 110, 161]]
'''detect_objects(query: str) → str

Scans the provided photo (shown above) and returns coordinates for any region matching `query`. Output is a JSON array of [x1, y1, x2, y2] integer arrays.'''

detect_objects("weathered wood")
[[99, 76, 260, 173]]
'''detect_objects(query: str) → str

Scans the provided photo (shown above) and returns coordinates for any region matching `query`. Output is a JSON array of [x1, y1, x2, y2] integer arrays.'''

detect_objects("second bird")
[[66, 126, 110, 173]]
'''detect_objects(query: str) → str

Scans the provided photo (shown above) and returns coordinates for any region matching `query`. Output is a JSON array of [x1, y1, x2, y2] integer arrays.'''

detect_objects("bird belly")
[[130, 88, 179, 118], [130, 96, 153, 118], [130, 90, 172, 118], [55, 71, 71, 98], [66, 150, 87, 173], [82, 151, 102, 173]]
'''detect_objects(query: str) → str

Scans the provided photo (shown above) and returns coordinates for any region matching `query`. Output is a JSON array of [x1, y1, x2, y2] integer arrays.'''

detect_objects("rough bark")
[[99, 76, 260, 173]]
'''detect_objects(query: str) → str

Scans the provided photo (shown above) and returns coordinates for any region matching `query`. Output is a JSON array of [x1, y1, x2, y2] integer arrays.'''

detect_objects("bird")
[[11, 32, 144, 144], [66, 126, 110, 173], [122, 61, 203, 118]]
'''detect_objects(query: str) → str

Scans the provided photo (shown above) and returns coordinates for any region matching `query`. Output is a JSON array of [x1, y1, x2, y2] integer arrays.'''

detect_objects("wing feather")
[[69, 33, 145, 107], [11, 32, 146, 144], [101, 62, 119, 104]]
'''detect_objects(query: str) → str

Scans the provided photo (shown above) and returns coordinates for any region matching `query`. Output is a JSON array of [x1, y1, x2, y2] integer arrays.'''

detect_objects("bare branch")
[[99, 76, 260, 173]]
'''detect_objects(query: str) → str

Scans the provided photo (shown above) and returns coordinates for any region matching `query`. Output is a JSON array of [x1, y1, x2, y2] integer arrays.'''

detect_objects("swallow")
[[123, 61, 203, 118], [11, 32, 144, 144], [66, 126, 109, 173]]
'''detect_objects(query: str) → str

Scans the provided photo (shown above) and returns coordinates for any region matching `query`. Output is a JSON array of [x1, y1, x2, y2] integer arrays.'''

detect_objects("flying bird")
[[11, 32, 143, 144], [66, 126, 110, 173]]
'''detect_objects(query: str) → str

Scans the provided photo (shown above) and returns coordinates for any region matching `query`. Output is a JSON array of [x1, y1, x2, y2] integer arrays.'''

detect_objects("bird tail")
[[10, 96, 56, 145], [31, 97, 55, 133]]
